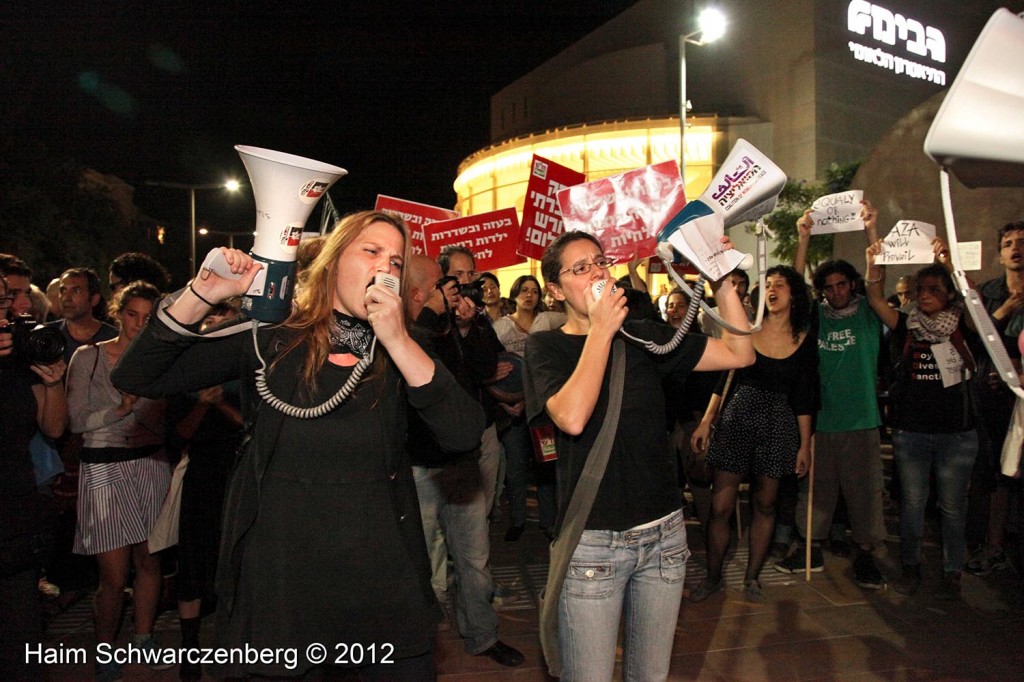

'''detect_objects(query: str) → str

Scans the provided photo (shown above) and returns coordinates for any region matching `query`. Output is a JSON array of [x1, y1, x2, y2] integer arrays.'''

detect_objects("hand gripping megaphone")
[[201, 145, 347, 322]]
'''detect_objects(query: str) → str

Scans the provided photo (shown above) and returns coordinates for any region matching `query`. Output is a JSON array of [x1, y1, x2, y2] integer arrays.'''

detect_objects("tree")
[[761, 161, 861, 275]]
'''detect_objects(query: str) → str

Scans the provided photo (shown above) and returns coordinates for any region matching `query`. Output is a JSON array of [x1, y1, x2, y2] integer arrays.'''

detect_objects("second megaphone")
[[201, 146, 347, 323]]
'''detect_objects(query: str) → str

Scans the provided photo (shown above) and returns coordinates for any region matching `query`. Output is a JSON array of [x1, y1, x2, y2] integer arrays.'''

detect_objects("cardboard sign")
[[423, 207, 526, 272], [374, 195, 459, 256], [518, 155, 586, 261], [809, 190, 865, 234], [878, 220, 937, 265], [556, 161, 686, 264]]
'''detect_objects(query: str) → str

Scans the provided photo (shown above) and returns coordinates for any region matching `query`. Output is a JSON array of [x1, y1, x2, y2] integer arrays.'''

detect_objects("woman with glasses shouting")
[[523, 231, 754, 681]]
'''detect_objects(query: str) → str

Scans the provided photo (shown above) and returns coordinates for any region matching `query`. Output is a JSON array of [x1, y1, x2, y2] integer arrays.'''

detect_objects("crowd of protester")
[[1, 199, 1022, 681]]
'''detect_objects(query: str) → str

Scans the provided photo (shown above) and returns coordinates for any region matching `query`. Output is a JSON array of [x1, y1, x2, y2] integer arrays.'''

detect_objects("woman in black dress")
[[113, 211, 485, 679], [690, 265, 816, 602]]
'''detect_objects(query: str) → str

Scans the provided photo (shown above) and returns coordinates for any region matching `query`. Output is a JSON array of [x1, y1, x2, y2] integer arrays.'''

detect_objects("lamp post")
[[680, 7, 727, 190], [146, 180, 241, 277]]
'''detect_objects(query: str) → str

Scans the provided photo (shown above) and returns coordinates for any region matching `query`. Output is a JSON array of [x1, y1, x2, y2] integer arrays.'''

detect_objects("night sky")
[[5, 1, 638, 236]]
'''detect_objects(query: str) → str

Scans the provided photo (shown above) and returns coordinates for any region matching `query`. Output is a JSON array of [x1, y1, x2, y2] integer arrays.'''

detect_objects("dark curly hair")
[[766, 265, 812, 340], [109, 252, 171, 291], [811, 259, 862, 299]]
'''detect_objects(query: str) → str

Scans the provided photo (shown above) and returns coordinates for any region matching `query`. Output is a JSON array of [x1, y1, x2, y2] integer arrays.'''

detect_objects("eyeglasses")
[[560, 256, 615, 277]]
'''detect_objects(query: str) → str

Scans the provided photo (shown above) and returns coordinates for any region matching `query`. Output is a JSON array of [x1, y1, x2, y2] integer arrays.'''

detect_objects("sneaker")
[[135, 636, 175, 671], [893, 563, 922, 596], [964, 545, 1007, 576], [94, 660, 123, 682], [476, 640, 524, 667], [935, 571, 962, 600], [688, 577, 725, 602], [774, 544, 824, 574], [743, 579, 764, 602], [853, 551, 885, 590]]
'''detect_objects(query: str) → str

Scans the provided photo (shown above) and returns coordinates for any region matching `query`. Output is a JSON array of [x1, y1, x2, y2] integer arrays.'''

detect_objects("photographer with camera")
[[1, 273, 69, 680], [409, 247, 523, 667]]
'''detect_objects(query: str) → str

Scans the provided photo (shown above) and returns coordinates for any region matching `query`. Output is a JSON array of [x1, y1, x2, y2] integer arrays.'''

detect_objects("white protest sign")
[[958, 241, 983, 271], [878, 220, 936, 265], [666, 212, 746, 281], [932, 341, 971, 388], [809, 190, 864, 234]]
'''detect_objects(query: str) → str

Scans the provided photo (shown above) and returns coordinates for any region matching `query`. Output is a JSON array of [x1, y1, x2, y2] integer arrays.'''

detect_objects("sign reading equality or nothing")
[[423, 207, 526, 272], [809, 190, 865, 235], [878, 220, 937, 265], [375, 195, 459, 256], [517, 155, 586, 261], [556, 161, 686, 265]]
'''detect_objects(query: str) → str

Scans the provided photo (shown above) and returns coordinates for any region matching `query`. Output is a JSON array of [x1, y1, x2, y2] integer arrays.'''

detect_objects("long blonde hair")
[[274, 210, 411, 388]]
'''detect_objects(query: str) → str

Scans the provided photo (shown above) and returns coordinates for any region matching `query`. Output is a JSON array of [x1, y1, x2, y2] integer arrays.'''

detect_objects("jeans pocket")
[[660, 545, 690, 583], [564, 561, 616, 599]]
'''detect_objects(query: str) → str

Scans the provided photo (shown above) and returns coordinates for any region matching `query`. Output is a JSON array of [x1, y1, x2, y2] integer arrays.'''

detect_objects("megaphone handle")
[[199, 248, 244, 281]]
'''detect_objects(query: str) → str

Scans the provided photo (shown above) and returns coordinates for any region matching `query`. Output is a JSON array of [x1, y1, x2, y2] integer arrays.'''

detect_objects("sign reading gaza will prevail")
[[809, 190, 864, 234], [878, 220, 937, 265], [423, 207, 526, 272]]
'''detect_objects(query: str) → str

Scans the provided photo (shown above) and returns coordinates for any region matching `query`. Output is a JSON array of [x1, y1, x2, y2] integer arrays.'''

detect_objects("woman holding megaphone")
[[523, 231, 753, 681], [112, 211, 485, 680]]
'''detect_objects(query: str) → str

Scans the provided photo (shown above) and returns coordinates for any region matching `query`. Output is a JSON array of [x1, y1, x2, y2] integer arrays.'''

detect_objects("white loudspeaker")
[[234, 145, 346, 321], [925, 9, 1024, 188], [657, 138, 787, 246]]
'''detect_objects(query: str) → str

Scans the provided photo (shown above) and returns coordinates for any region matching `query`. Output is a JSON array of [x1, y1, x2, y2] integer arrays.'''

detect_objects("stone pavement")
[[38, 497, 1023, 681]]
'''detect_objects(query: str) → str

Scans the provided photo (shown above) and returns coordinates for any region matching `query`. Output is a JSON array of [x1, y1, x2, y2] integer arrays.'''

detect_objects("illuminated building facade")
[[455, 0, 1012, 288]]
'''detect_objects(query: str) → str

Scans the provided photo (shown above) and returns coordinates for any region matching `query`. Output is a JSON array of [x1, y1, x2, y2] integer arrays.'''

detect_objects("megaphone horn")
[[203, 146, 347, 323]]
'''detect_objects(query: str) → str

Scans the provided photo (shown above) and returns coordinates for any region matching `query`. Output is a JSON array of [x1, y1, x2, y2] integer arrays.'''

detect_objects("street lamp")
[[198, 227, 256, 250], [680, 6, 727, 190], [146, 180, 242, 277]]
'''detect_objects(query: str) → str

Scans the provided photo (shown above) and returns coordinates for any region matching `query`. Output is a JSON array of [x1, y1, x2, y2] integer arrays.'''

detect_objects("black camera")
[[458, 280, 486, 308], [1, 314, 66, 365]]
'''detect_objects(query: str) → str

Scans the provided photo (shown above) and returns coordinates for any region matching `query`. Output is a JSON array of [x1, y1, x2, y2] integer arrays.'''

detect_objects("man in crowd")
[[775, 202, 886, 590], [404, 252, 523, 668], [46, 268, 118, 364]]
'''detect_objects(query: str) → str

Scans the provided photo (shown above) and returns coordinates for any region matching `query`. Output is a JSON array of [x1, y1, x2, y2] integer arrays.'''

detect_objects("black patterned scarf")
[[329, 310, 373, 358]]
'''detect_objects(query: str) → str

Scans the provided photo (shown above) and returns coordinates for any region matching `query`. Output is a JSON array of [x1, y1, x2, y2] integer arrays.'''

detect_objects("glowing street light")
[[146, 179, 242, 277], [680, 7, 727, 189]]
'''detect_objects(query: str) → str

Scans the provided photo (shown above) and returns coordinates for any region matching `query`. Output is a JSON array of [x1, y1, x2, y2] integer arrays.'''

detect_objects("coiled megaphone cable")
[[251, 320, 377, 419]]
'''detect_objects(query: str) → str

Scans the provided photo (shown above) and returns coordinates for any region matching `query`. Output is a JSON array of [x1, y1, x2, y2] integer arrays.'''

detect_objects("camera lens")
[[27, 326, 66, 364]]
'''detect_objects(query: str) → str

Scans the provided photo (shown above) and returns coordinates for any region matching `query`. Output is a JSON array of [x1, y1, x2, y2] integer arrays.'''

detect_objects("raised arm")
[[694, 275, 755, 371], [794, 209, 813, 277], [864, 240, 899, 330]]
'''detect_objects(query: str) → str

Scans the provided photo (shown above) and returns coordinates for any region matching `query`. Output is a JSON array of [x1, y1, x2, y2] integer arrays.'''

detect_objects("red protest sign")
[[374, 195, 459, 256], [555, 161, 686, 264], [647, 258, 699, 276], [518, 155, 586, 261], [423, 207, 526, 272]]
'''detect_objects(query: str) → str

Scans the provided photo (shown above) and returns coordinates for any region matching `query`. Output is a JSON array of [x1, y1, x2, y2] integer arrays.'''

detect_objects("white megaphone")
[[657, 138, 786, 277], [201, 145, 347, 322]]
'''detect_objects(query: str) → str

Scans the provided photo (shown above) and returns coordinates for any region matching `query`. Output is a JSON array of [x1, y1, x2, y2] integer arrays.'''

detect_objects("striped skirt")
[[72, 453, 172, 555]]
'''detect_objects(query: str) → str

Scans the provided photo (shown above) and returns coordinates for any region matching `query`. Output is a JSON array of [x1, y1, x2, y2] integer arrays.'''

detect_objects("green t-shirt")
[[816, 297, 882, 432]]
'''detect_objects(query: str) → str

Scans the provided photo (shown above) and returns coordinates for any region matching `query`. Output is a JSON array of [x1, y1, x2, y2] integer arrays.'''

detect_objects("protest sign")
[[374, 195, 459, 256], [423, 207, 526, 272], [878, 220, 937, 265], [809, 190, 864, 234], [958, 241, 982, 271], [556, 161, 686, 264], [518, 156, 586, 261], [666, 212, 747, 281]]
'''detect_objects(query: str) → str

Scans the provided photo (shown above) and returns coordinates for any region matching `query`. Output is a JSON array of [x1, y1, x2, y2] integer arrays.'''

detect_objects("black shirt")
[[525, 319, 707, 531]]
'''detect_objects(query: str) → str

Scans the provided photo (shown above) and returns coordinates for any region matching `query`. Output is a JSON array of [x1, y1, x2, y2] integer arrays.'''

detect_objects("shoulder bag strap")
[[540, 338, 626, 676]]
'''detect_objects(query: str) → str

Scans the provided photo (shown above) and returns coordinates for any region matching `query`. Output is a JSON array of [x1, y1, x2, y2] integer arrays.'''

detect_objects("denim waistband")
[[581, 508, 685, 548]]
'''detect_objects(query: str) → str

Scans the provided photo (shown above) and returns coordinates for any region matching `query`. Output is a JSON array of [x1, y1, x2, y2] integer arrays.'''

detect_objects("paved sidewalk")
[[39, 505, 1023, 681]]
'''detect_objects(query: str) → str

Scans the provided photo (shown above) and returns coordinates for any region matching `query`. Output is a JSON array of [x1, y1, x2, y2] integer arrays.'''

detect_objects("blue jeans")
[[502, 420, 556, 529], [559, 509, 689, 682], [893, 429, 978, 573], [412, 458, 497, 655]]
